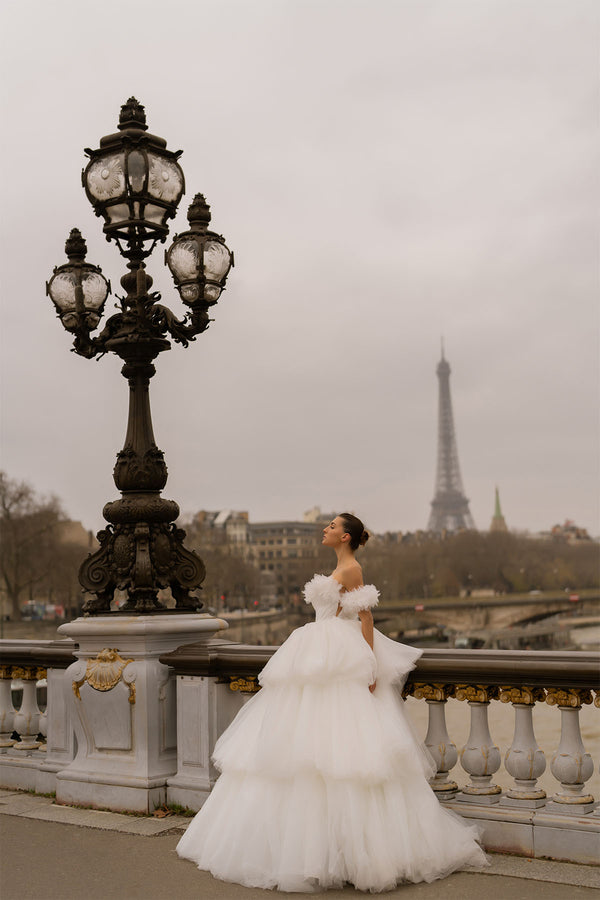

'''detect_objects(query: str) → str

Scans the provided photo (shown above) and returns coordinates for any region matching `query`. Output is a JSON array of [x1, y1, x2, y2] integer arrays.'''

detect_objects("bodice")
[[303, 574, 379, 621]]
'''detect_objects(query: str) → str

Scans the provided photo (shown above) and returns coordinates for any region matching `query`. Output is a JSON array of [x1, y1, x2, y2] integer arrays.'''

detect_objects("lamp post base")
[[55, 613, 228, 813]]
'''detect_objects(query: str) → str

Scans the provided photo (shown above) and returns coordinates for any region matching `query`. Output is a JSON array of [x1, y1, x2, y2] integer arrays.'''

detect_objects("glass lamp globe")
[[82, 98, 185, 255], [46, 229, 110, 332], [166, 194, 234, 306]]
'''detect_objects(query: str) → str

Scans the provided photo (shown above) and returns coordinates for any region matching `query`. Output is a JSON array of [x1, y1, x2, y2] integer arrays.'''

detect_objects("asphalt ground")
[[0, 791, 598, 899]]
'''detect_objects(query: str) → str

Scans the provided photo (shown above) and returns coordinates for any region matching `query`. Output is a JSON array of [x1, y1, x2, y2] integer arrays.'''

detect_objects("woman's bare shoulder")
[[334, 563, 363, 592]]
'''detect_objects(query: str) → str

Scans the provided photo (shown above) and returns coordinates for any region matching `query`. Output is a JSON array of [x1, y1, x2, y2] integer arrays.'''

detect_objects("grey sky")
[[1, 0, 598, 536]]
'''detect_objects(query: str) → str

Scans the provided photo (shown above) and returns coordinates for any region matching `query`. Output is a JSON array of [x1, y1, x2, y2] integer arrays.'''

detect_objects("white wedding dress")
[[177, 574, 487, 892]]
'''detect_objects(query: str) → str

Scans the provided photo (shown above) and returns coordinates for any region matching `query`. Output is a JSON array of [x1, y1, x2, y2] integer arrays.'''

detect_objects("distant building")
[[303, 506, 336, 524], [191, 510, 250, 555], [489, 487, 508, 533], [57, 520, 97, 551], [548, 520, 592, 544], [249, 520, 323, 605]]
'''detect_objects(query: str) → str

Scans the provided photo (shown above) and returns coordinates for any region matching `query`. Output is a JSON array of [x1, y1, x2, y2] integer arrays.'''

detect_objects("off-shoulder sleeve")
[[303, 574, 341, 606], [340, 584, 379, 616]]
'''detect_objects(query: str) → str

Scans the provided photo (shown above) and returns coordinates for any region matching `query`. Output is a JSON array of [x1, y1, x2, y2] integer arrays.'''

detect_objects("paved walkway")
[[0, 790, 598, 899]]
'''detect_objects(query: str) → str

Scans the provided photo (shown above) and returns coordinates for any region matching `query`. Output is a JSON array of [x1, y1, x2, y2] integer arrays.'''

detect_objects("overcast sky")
[[1, 0, 598, 537]]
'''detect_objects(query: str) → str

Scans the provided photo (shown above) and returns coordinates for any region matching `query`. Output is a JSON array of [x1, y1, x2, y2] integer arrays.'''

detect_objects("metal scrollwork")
[[113, 446, 168, 492]]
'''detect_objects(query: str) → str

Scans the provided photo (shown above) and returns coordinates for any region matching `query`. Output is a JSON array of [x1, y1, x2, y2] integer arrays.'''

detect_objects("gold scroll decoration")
[[499, 686, 546, 705], [455, 684, 500, 703], [229, 676, 260, 694], [546, 688, 593, 709], [72, 648, 135, 704], [11, 666, 39, 681], [409, 683, 455, 702]]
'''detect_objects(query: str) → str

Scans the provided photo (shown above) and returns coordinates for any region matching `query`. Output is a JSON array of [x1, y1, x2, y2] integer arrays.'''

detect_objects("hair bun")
[[359, 529, 369, 546]]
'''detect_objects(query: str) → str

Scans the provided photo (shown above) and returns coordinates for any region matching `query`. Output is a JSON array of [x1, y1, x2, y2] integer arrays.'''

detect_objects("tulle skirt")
[[176, 617, 488, 892]]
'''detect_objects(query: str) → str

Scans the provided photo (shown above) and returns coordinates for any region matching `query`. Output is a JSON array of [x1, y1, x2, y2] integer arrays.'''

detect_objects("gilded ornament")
[[36, 668, 47, 681], [0, 666, 12, 679], [594, 692, 600, 709], [411, 683, 454, 702], [11, 666, 38, 681], [455, 684, 499, 703], [499, 686, 546, 705], [229, 677, 260, 694], [546, 688, 593, 709], [72, 648, 135, 704]]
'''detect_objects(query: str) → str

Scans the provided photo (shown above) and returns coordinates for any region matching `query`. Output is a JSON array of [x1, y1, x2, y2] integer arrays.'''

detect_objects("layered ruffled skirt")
[[176, 617, 487, 892]]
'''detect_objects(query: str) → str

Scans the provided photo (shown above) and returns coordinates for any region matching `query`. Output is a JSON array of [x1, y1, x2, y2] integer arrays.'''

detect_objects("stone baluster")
[[0, 666, 16, 749], [594, 692, 600, 819], [455, 684, 502, 803], [412, 683, 458, 799], [499, 686, 546, 808], [545, 688, 595, 815], [12, 667, 41, 751], [36, 668, 48, 752]]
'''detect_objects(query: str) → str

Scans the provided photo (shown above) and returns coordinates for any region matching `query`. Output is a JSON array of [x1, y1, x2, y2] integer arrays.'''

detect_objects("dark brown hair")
[[339, 513, 369, 551]]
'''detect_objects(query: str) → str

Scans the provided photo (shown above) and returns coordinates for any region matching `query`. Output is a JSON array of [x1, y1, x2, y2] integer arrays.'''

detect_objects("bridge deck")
[[1, 790, 597, 898]]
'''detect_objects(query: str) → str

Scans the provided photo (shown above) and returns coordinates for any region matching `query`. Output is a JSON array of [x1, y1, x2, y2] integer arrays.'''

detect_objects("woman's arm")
[[358, 608, 374, 651], [337, 568, 377, 692], [358, 609, 376, 692]]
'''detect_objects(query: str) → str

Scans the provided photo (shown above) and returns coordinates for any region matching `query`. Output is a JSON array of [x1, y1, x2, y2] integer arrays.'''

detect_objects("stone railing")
[[0, 637, 598, 864], [158, 642, 600, 864], [0, 640, 76, 795]]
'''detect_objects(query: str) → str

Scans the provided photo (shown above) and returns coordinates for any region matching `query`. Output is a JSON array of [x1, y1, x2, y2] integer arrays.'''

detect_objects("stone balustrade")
[[0, 636, 598, 864], [0, 640, 76, 795]]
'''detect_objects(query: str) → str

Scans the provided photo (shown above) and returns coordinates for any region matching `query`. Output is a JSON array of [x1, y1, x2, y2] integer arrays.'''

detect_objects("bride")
[[177, 513, 487, 892]]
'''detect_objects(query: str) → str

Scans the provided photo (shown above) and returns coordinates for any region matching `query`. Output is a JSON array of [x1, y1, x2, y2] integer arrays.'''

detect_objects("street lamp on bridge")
[[46, 98, 234, 616]]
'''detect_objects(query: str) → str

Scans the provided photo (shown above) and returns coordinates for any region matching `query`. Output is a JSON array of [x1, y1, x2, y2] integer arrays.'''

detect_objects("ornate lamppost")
[[46, 98, 233, 616]]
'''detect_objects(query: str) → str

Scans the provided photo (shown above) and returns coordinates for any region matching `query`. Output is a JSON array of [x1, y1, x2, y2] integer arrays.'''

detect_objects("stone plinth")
[[55, 614, 227, 813]]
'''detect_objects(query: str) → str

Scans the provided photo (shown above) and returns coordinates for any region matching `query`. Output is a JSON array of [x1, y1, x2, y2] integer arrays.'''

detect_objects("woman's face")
[[322, 516, 349, 547]]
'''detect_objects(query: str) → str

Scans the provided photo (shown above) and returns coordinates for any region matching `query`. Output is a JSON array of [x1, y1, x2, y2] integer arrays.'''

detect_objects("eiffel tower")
[[427, 345, 475, 532]]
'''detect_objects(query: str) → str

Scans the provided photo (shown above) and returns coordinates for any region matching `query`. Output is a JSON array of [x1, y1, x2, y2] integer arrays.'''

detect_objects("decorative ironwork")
[[47, 101, 233, 615], [166, 193, 234, 307], [82, 97, 185, 259], [427, 344, 475, 532]]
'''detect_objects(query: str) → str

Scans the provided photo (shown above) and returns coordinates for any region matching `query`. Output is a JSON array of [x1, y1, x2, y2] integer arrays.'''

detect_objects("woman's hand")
[[369, 681, 377, 693]]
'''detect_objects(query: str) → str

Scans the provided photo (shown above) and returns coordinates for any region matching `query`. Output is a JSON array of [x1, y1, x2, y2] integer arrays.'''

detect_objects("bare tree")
[[0, 473, 64, 620]]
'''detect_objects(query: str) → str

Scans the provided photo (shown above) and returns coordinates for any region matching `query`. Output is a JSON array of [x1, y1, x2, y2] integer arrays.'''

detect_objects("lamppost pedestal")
[[55, 614, 228, 813]]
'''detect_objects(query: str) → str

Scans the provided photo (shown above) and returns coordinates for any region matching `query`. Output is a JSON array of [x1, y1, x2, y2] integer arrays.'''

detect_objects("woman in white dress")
[[177, 513, 487, 892]]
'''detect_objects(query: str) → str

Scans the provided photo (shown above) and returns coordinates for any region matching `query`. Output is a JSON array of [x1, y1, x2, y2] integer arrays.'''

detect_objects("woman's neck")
[[334, 545, 355, 566]]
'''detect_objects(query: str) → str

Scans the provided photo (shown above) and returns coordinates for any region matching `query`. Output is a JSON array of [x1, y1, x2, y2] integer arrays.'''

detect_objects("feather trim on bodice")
[[339, 583, 380, 616], [303, 574, 379, 620]]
